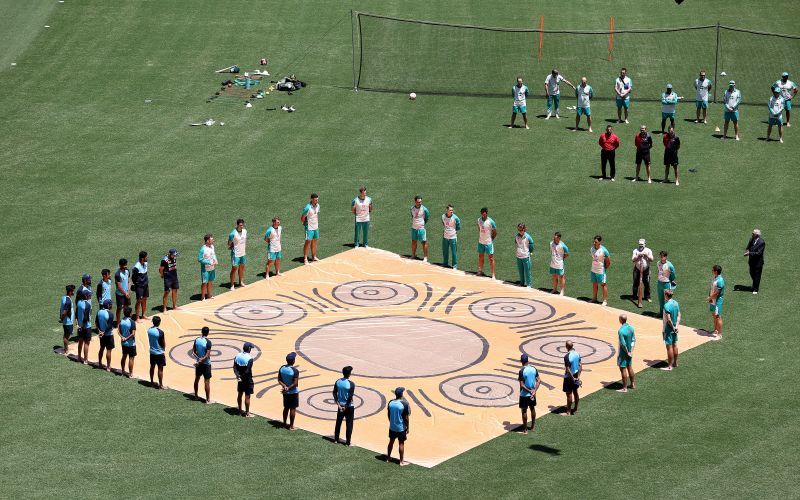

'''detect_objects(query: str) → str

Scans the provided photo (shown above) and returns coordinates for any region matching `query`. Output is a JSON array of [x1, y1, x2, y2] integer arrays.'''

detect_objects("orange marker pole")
[[608, 17, 614, 61], [538, 16, 544, 62]]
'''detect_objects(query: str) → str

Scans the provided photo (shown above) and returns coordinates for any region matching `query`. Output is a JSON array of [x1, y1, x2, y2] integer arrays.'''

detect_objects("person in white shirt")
[[590, 235, 611, 306], [351, 186, 373, 247], [774, 71, 797, 127], [410, 195, 430, 262], [476, 208, 498, 280], [614, 68, 633, 124], [575, 77, 594, 132], [514, 223, 534, 288], [543, 69, 575, 120], [198, 234, 218, 301], [693, 71, 712, 124], [301, 193, 320, 264], [549, 232, 569, 295], [264, 217, 283, 278], [767, 86, 785, 143], [510, 76, 530, 130], [228, 218, 247, 290], [722, 81, 742, 141], [441, 204, 461, 269], [631, 239, 653, 309], [661, 83, 683, 132]]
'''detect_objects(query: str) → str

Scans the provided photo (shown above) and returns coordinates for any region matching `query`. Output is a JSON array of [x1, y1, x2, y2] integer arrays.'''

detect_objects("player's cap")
[[520, 354, 529, 363], [782, 71, 789, 77], [638, 238, 646, 245], [394, 387, 405, 397], [773, 86, 780, 93], [753, 228, 761, 236], [82, 273, 91, 282], [286, 351, 297, 363], [243, 342, 254, 351], [728, 80, 735, 85], [102, 299, 112, 308], [168, 248, 178, 256], [666, 83, 673, 89]]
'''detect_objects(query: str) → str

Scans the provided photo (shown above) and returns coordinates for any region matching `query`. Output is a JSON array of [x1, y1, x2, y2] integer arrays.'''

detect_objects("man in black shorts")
[[147, 316, 166, 389], [663, 126, 681, 186], [518, 354, 541, 434], [278, 352, 300, 430], [159, 248, 180, 312], [96, 299, 115, 371], [115, 258, 131, 327], [76, 287, 93, 364], [563, 341, 582, 416], [234, 342, 255, 417], [59, 284, 76, 356], [192, 326, 213, 403], [118, 306, 137, 377], [132, 251, 150, 321], [633, 125, 653, 183]]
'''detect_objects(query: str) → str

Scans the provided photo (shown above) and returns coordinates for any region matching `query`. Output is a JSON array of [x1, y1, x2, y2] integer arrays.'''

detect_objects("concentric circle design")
[[169, 339, 261, 370], [296, 385, 386, 420], [296, 316, 488, 378], [331, 280, 418, 307], [439, 374, 517, 407], [520, 335, 615, 365], [214, 299, 306, 327], [469, 297, 555, 324]]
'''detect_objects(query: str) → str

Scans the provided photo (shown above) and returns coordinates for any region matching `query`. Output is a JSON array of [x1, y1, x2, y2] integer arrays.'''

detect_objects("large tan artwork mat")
[[60, 248, 712, 467]]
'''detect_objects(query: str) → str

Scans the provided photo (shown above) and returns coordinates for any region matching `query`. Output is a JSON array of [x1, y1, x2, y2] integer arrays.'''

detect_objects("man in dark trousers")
[[332, 366, 356, 446], [598, 125, 620, 181], [744, 229, 765, 294]]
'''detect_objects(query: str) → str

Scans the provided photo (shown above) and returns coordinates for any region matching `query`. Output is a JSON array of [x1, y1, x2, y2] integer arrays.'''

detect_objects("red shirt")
[[599, 133, 620, 151]]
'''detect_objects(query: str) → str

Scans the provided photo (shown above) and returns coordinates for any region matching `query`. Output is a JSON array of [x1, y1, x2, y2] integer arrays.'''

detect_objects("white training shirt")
[[577, 85, 592, 108], [201, 244, 217, 271], [769, 96, 785, 118], [477, 217, 496, 245], [411, 205, 427, 230], [695, 78, 712, 101], [353, 196, 372, 222], [515, 233, 533, 259], [442, 214, 459, 240], [513, 84, 529, 106], [631, 247, 653, 271], [549, 241, 568, 270], [590, 245, 609, 274], [723, 89, 741, 110], [658, 261, 673, 283], [775, 79, 797, 101], [615, 76, 632, 97], [265, 226, 282, 253], [305, 203, 320, 231], [545, 74, 565, 95], [230, 229, 247, 257]]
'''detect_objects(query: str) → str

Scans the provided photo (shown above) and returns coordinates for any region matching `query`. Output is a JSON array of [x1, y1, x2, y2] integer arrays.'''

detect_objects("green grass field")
[[1, 0, 799, 497]]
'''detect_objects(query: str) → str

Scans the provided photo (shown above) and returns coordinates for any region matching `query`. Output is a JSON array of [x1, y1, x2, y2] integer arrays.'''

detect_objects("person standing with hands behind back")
[[598, 125, 620, 181], [663, 126, 681, 186], [633, 125, 653, 183], [509, 76, 530, 130], [333, 366, 356, 446], [744, 229, 765, 295]]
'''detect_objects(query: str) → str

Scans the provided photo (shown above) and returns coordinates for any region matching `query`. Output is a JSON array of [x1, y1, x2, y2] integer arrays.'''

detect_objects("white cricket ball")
[[409, 92, 417, 100]]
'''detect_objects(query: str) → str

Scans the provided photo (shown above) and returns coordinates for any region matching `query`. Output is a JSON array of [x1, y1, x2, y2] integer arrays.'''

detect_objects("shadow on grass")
[[643, 358, 668, 369], [733, 284, 754, 292], [529, 444, 561, 455], [575, 296, 594, 303]]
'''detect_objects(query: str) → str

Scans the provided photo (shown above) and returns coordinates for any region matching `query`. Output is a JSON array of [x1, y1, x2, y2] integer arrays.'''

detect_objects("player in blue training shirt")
[[75, 288, 93, 365], [386, 387, 411, 466], [96, 299, 114, 371], [77, 273, 92, 303], [59, 284, 76, 356], [518, 354, 540, 434], [118, 307, 137, 377], [147, 316, 166, 389], [96, 269, 113, 311], [278, 352, 300, 430], [616, 314, 636, 391], [563, 340, 582, 416], [115, 258, 131, 326], [132, 251, 150, 321], [332, 365, 356, 446], [410, 195, 430, 262], [234, 342, 255, 417], [192, 326, 213, 403], [708, 264, 725, 341]]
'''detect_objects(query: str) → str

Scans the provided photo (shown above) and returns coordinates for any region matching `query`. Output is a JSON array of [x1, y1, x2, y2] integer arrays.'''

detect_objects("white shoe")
[[601, 300, 607, 306], [611, 177, 615, 182], [491, 275, 497, 280], [675, 180, 680, 186], [694, 119, 699, 123], [313, 256, 320, 261], [230, 285, 235, 291], [753, 290, 758, 295], [303, 258, 309, 265], [632, 178, 637, 182], [625, 119, 629, 124], [422, 257, 428, 263], [525, 125, 530, 130], [787, 122, 792, 127], [779, 138, 784, 143], [703, 119, 707, 124], [555, 114, 560, 119], [508, 125, 513, 129], [588, 127, 593, 133], [735, 136, 740, 141], [648, 179, 652, 184], [452, 266, 457, 271], [545, 113, 551, 120], [559, 290, 565, 296], [710, 334, 721, 341]]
